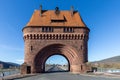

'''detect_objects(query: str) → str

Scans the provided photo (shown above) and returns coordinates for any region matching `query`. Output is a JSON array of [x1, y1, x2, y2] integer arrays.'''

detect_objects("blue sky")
[[46, 55, 68, 65], [0, 0, 120, 64]]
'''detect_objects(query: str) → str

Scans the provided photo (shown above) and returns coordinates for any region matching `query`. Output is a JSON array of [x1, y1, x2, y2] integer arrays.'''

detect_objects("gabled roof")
[[26, 10, 87, 27]]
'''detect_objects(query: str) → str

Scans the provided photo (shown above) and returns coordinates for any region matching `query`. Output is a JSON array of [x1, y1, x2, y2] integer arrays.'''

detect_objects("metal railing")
[[0, 69, 20, 77], [96, 68, 120, 73]]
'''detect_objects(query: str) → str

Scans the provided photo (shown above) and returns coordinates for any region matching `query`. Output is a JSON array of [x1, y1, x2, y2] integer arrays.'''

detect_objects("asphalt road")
[[13, 66, 120, 80], [15, 72, 120, 80], [47, 65, 65, 72]]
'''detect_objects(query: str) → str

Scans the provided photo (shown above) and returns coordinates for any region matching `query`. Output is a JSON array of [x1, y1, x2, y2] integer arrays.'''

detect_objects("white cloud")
[[16, 59, 24, 64]]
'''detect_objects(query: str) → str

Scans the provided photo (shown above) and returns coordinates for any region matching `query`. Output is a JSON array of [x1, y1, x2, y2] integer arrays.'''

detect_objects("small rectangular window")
[[30, 46, 33, 51], [81, 45, 83, 50], [63, 27, 74, 32], [42, 27, 45, 32], [42, 27, 53, 32]]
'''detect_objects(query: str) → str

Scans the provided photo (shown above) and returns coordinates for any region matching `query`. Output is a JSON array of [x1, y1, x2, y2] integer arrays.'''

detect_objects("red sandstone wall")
[[22, 27, 89, 73]]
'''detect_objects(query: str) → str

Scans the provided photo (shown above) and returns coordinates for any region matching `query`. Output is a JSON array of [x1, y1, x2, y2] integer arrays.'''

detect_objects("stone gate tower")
[[21, 6, 90, 74]]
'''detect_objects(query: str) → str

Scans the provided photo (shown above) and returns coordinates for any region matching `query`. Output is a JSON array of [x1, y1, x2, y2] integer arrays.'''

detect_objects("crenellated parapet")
[[23, 33, 89, 40]]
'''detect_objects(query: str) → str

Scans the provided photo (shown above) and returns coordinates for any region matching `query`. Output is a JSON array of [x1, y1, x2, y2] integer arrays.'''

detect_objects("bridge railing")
[[95, 67, 120, 73], [0, 69, 20, 77]]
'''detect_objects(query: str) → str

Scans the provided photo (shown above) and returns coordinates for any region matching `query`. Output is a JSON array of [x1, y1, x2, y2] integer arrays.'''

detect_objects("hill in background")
[[91, 56, 120, 68], [94, 56, 120, 63], [0, 61, 20, 69]]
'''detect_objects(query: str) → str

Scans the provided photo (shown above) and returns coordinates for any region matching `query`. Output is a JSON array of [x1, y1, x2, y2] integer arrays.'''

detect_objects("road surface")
[[14, 72, 120, 80], [46, 65, 67, 72], [9, 66, 120, 80]]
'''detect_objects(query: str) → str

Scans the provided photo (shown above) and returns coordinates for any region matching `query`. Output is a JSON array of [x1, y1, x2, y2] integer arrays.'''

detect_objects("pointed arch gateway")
[[33, 44, 81, 73]]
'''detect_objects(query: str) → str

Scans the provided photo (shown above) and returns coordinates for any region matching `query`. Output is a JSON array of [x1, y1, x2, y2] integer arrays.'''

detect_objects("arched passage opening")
[[44, 54, 70, 72], [33, 44, 82, 73]]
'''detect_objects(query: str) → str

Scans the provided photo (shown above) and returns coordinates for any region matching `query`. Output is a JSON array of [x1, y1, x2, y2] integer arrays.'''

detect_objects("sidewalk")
[[0, 73, 36, 80], [81, 72, 120, 78]]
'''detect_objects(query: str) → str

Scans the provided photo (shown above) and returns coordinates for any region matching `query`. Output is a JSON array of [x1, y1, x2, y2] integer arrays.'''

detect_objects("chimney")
[[40, 5, 42, 16], [70, 6, 74, 16], [55, 7, 60, 15]]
